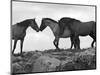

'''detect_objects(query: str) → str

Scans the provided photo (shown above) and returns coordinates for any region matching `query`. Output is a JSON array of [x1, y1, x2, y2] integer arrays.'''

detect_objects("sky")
[[12, 1, 95, 53]]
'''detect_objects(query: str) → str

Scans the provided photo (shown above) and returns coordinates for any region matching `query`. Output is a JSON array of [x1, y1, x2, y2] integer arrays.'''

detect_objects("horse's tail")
[[94, 21, 96, 32], [92, 21, 96, 37]]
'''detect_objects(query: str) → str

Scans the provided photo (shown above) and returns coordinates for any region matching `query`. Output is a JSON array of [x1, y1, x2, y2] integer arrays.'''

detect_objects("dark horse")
[[39, 18, 78, 50], [12, 18, 39, 55], [59, 17, 96, 48]]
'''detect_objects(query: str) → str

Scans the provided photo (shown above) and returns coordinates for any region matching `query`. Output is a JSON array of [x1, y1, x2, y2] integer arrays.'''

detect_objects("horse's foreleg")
[[12, 40, 18, 54], [20, 39, 24, 55], [75, 37, 80, 49], [53, 38, 59, 50], [73, 35, 80, 49], [73, 39, 77, 49]]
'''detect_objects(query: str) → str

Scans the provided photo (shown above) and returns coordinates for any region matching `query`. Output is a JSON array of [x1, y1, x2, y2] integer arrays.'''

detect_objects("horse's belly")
[[73, 22, 93, 36], [61, 29, 71, 38], [79, 33, 89, 36], [12, 30, 26, 39], [77, 27, 91, 36]]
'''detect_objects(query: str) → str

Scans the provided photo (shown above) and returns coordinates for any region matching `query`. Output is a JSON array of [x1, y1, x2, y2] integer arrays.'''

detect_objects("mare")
[[12, 18, 39, 55], [58, 17, 96, 48]]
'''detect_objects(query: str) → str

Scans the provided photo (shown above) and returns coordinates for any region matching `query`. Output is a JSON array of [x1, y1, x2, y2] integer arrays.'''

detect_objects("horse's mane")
[[43, 18, 58, 24], [60, 17, 81, 23], [17, 19, 32, 26], [58, 17, 81, 32]]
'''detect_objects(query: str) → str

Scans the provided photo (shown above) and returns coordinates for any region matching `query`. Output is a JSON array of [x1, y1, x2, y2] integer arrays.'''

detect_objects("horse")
[[12, 18, 39, 55], [39, 18, 79, 50], [58, 17, 96, 48]]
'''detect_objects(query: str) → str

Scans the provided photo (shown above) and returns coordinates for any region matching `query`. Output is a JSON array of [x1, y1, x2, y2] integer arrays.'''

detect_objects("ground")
[[11, 47, 96, 74]]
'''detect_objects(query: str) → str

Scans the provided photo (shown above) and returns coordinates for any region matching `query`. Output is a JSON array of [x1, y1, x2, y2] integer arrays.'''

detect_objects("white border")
[[0, 0, 99, 75]]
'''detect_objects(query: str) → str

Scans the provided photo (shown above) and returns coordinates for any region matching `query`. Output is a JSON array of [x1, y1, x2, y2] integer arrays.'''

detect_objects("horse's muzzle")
[[39, 28, 42, 31], [37, 30, 39, 32]]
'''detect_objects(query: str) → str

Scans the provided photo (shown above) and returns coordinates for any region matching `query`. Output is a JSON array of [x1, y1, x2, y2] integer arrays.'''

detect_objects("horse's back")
[[83, 21, 96, 33], [71, 21, 96, 36]]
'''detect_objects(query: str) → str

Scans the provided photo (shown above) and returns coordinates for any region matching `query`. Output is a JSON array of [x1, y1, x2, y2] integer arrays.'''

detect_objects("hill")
[[11, 47, 96, 74]]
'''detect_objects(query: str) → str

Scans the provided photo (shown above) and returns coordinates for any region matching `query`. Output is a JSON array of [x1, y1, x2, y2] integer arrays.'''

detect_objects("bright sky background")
[[12, 1, 95, 53]]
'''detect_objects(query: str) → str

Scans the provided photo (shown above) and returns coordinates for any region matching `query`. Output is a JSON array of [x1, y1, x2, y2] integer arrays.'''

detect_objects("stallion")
[[12, 18, 39, 55], [40, 18, 79, 50]]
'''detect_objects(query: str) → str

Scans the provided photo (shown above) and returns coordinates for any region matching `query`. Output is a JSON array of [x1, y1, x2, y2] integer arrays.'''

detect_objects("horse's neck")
[[17, 23, 29, 32], [25, 25, 29, 31], [48, 21, 60, 36], [47, 21, 71, 38]]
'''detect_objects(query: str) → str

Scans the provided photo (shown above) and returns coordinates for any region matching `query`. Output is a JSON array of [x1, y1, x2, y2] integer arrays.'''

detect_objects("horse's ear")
[[41, 18, 43, 20], [32, 18, 36, 21], [42, 18, 45, 20]]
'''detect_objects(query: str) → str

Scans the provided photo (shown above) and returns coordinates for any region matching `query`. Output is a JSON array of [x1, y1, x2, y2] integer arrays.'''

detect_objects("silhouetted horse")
[[12, 18, 39, 55], [39, 18, 79, 50], [59, 17, 96, 48]]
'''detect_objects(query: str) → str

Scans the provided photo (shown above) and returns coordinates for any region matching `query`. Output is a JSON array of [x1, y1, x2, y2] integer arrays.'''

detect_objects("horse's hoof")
[[74, 48, 80, 50], [55, 48, 60, 51], [12, 52, 14, 56], [91, 46, 94, 48], [69, 48, 72, 50], [20, 53, 24, 57]]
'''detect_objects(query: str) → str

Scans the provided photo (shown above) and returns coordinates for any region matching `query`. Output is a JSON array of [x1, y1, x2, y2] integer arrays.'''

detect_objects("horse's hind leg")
[[91, 40, 95, 47], [12, 39, 18, 54], [89, 33, 96, 48], [20, 38, 24, 55], [53, 38, 59, 50], [92, 36, 96, 47]]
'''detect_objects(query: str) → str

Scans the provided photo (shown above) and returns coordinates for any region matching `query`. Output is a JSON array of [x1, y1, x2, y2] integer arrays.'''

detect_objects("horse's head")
[[30, 18, 39, 32], [40, 18, 47, 31]]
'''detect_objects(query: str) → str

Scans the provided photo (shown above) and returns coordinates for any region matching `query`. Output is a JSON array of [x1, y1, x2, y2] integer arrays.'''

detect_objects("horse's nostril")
[[39, 29, 42, 31], [37, 29, 39, 32]]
